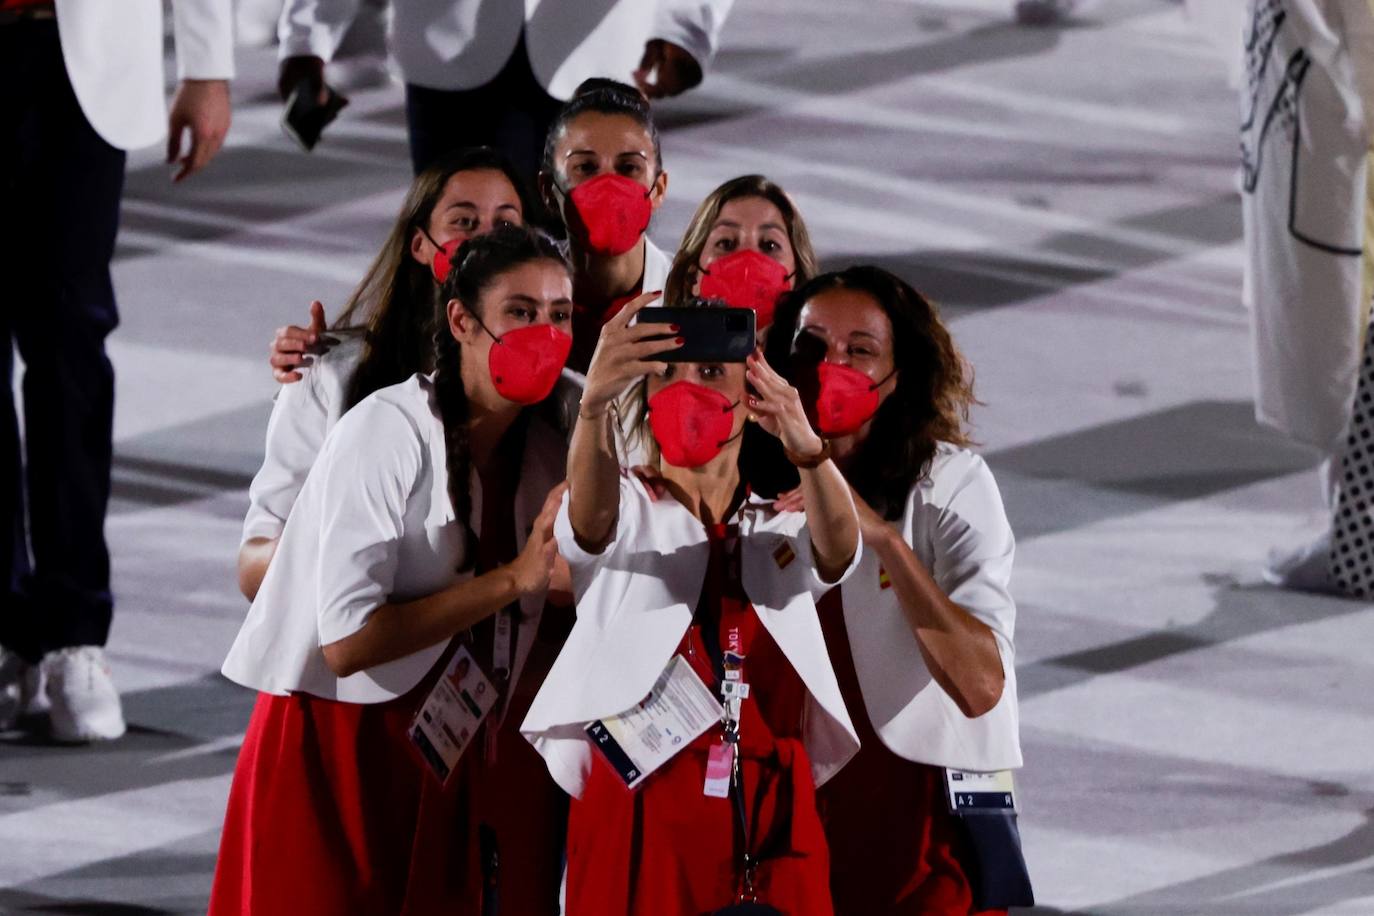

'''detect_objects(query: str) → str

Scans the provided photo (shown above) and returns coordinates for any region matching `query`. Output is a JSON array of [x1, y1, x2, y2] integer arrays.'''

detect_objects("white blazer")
[[54, 0, 235, 151], [242, 329, 581, 544], [1241, 0, 1374, 451], [280, 0, 734, 99], [223, 374, 569, 704], [521, 473, 862, 799], [836, 445, 1021, 773]]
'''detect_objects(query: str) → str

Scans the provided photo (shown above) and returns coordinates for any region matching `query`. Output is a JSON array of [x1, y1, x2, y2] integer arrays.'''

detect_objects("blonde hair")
[[663, 175, 818, 308]]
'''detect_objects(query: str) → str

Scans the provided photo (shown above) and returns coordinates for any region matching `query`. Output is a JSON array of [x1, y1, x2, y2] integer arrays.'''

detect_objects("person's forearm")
[[237, 537, 279, 601], [567, 409, 621, 552], [800, 459, 859, 581], [869, 529, 1006, 718], [320, 565, 521, 678]]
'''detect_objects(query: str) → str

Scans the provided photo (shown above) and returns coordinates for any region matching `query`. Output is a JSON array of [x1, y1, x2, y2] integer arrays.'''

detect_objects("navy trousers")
[[404, 35, 562, 182], [0, 19, 123, 661]]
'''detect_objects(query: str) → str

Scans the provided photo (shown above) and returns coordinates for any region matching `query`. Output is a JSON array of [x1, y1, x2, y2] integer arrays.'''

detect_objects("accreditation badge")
[[585, 655, 724, 789], [409, 645, 498, 783], [945, 768, 1018, 815]]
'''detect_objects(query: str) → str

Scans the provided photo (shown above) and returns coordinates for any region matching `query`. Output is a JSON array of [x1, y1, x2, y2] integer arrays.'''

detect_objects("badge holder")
[[709, 651, 781, 916], [943, 769, 1035, 909], [586, 655, 723, 788], [409, 645, 498, 783]]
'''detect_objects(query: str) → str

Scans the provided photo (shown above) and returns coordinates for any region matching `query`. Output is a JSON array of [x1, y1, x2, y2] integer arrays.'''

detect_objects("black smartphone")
[[637, 306, 756, 362], [281, 81, 349, 152]]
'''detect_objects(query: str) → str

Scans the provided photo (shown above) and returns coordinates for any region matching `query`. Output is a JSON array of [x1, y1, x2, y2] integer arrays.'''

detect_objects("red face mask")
[[698, 250, 793, 328], [419, 225, 469, 283], [804, 362, 896, 437], [566, 174, 653, 256], [476, 322, 573, 405], [647, 381, 742, 468]]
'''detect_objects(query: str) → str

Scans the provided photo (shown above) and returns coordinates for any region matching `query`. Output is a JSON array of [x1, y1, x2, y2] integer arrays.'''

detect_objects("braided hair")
[[431, 225, 570, 551]]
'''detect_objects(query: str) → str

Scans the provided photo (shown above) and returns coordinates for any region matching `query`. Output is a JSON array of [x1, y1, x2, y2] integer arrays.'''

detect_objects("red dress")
[[565, 523, 833, 916], [210, 455, 569, 916], [816, 589, 1005, 916]]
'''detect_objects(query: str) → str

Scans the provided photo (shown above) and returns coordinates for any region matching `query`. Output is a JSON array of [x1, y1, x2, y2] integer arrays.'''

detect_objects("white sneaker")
[[1014, 0, 1076, 25], [43, 646, 126, 742], [1262, 532, 1339, 595]]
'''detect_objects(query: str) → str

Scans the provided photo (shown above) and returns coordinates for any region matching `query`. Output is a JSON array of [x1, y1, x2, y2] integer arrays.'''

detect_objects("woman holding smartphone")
[[522, 293, 862, 914], [212, 228, 577, 916], [768, 266, 1025, 915]]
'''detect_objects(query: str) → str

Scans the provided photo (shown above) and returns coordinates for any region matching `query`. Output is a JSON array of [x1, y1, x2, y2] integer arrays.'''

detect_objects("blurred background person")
[[1247, 0, 1374, 595], [237, 0, 391, 91], [275, 0, 735, 177], [0, 0, 234, 742]]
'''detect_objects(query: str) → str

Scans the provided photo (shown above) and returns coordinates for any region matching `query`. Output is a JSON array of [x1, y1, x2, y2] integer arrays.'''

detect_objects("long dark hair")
[[541, 79, 663, 178], [765, 266, 978, 519], [431, 225, 570, 545], [339, 147, 532, 409]]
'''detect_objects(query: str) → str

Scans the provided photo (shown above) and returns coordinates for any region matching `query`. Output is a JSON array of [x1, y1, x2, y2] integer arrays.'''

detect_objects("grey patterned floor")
[[6, 1, 1374, 913]]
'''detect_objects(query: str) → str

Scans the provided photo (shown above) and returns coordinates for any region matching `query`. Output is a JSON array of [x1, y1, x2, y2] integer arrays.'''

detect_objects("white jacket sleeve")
[[278, 0, 363, 61], [930, 455, 1017, 650], [171, 0, 236, 80], [242, 374, 333, 544], [313, 398, 426, 646], [650, 0, 735, 68]]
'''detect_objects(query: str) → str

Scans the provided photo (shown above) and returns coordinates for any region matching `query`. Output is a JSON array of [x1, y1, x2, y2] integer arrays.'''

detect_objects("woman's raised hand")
[[745, 348, 825, 459], [270, 300, 336, 383], [509, 483, 567, 598], [579, 291, 676, 418]]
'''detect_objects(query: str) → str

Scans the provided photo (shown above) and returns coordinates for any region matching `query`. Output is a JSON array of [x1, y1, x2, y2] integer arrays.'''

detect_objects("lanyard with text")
[[482, 603, 518, 764]]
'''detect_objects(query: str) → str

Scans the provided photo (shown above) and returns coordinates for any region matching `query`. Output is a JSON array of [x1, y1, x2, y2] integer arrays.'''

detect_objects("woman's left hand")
[[745, 348, 825, 459]]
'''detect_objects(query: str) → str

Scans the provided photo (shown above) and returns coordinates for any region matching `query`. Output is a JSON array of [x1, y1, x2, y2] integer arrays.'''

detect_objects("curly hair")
[[764, 266, 978, 519]]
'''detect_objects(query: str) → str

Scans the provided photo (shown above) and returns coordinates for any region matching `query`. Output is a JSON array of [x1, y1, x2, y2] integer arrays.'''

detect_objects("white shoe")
[[43, 646, 126, 742], [1014, 0, 1076, 25], [1263, 532, 1339, 595]]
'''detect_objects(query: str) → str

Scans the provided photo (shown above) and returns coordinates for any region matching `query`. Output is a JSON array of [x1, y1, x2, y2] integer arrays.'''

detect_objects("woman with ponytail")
[[212, 226, 578, 916], [539, 78, 673, 372], [239, 146, 532, 601]]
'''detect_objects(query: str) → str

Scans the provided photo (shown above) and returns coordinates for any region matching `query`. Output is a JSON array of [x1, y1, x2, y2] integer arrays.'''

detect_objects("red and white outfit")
[[213, 375, 571, 916], [817, 445, 1021, 916], [242, 330, 584, 545], [522, 474, 861, 915]]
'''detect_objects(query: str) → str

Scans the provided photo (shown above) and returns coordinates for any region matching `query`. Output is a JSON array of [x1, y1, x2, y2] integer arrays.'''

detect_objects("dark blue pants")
[[0, 19, 123, 662], [404, 35, 561, 182]]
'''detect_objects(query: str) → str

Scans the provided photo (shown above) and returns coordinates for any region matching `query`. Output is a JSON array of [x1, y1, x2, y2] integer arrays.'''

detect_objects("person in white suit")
[[275, 0, 734, 176], [0, 0, 234, 742], [1246, 0, 1374, 595]]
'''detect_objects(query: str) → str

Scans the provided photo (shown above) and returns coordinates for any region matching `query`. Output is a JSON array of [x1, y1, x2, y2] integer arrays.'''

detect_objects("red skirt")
[[566, 616, 831, 914], [567, 734, 832, 916], [816, 590, 1005, 916], [209, 674, 566, 916]]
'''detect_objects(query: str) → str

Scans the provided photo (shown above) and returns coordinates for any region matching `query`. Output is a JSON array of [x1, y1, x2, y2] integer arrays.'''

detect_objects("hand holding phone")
[[635, 306, 755, 362], [279, 57, 348, 152]]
